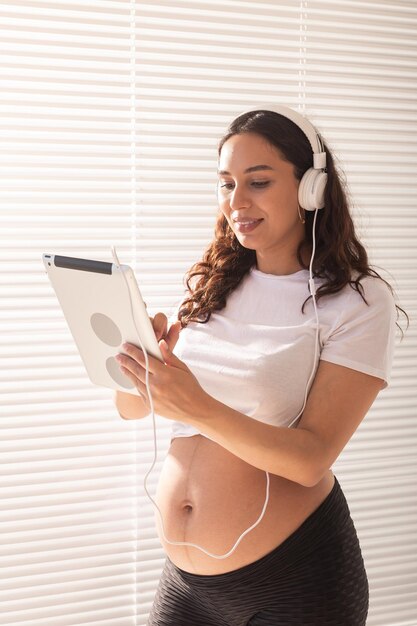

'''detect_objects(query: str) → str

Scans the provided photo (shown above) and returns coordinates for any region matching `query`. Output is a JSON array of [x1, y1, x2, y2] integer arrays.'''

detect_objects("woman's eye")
[[219, 181, 269, 190], [252, 181, 269, 188]]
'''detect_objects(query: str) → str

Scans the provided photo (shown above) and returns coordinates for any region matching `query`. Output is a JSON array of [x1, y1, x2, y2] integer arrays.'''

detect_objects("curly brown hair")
[[176, 109, 408, 338]]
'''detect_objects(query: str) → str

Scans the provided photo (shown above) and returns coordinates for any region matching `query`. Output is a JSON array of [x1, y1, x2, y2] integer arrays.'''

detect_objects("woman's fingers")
[[118, 343, 156, 376], [152, 312, 168, 340], [148, 312, 181, 350], [166, 320, 181, 351]]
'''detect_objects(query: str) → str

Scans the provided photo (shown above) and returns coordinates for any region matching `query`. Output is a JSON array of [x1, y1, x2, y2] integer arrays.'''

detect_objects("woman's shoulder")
[[319, 270, 393, 299], [316, 271, 395, 321], [350, 271, 394, 304]]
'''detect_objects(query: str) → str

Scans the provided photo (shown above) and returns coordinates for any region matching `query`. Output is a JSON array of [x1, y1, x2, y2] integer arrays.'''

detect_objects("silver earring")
[[298, 203, 306, 224]]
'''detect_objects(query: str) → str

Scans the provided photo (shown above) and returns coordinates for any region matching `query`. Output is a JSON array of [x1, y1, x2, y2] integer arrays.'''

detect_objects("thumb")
[[160, 338, 173, 358], [166, 320, 181, 350], [160, 338, 185, 367]]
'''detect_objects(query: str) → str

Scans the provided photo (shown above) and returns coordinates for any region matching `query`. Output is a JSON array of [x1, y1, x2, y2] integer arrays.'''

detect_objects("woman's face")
[[217, 132, 306, 275]]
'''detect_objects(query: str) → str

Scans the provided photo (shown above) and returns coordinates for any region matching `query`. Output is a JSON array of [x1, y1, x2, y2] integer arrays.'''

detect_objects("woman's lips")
[[234, 219, 263, 233]]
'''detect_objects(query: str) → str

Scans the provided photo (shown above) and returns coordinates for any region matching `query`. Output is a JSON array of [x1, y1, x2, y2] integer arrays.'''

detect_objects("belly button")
[[182, 503, 193, 513]]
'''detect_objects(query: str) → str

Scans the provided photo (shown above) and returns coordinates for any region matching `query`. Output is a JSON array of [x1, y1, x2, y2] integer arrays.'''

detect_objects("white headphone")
[[225, 104, 328, 211]]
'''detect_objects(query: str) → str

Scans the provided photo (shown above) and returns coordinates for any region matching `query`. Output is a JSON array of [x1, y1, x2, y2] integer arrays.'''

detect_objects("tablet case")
[[42, 254, 163, 396]]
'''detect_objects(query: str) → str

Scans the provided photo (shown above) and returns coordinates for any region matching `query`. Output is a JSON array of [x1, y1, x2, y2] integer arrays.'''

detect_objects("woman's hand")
[[115, 313, 208, 422], [149, 312, 181, 352]]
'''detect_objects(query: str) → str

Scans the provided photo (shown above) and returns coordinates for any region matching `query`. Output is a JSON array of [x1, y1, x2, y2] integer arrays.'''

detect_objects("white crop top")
[[166, 267, 397, 441]]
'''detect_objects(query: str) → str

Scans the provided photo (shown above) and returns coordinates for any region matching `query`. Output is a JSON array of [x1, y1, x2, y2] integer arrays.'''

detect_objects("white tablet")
[[42, 253, 163, 396]]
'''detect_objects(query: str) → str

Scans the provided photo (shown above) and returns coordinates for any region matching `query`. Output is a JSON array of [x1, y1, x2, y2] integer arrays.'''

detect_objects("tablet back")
[[42, 254, 162, 396]]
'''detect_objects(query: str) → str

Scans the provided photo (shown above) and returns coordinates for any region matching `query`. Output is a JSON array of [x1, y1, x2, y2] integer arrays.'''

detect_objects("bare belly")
[[154, 434, 335, 575]]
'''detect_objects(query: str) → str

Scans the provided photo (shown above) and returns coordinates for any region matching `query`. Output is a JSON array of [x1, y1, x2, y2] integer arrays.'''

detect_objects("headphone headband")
[[233, 104, 327, 170], [224, 104, 328, 211]]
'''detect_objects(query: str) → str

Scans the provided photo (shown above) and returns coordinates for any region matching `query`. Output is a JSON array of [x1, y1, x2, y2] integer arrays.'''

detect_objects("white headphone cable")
[[111, 209, 320, 559]]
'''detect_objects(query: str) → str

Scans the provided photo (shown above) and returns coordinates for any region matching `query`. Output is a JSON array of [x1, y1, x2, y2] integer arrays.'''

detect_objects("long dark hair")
[[176, 109, 408, 338]]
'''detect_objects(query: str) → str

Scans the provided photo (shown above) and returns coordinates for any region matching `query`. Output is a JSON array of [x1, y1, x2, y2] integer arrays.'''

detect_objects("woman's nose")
[[229, 185, 251, 209]]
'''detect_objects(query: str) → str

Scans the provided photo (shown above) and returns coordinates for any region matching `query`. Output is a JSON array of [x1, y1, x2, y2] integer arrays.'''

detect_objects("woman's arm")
[[188, 359, 384, 487], [114, 390, 149, 420]]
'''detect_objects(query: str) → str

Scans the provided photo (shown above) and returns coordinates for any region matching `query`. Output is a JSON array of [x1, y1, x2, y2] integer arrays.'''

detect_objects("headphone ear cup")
[[298, 168, 328, 211]]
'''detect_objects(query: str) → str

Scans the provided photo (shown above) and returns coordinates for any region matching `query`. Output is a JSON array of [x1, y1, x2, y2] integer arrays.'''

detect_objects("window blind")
[[0, 2, 140, 625], [1, 1, 416, 625]]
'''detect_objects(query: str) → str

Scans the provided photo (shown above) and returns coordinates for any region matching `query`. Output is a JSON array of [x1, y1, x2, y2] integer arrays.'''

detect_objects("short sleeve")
[[320, 277, 397, 389]]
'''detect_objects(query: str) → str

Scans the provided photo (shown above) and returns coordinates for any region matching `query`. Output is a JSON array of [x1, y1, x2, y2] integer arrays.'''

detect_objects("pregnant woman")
[[114, 105, 406, 625]]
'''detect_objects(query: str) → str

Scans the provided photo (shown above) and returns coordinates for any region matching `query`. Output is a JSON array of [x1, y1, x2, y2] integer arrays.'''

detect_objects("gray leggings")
[[147, 476, 369, 626]]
